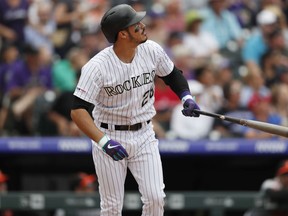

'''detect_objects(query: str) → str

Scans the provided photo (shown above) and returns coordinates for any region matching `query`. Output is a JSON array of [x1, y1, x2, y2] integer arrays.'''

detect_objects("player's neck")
[[113, 43, 136, 63]]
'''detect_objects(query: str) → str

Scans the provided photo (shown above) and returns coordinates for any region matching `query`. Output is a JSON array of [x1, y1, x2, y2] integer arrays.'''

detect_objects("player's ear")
[[118, 31, 127, 40]]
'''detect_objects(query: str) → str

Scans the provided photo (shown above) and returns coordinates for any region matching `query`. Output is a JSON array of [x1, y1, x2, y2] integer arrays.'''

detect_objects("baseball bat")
[[193, 109, 288, 138]]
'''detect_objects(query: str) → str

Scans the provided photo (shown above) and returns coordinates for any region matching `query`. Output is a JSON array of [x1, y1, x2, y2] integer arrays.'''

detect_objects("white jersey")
[[74, 40, 174, 125]]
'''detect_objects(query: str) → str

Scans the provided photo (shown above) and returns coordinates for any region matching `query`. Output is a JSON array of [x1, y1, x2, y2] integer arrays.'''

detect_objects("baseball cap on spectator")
[[248, 93, 271, 110], [0, 170, 8, 183], [277, 160, 288, 176], [185, 10, 204, 27], [257, 9, 277, 26]]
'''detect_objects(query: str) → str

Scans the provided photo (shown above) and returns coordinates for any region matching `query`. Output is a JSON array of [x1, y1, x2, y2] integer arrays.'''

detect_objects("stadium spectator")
[[145, 6, 168, 46], [52, 0, 85, 58], [260, 28, 288, 87], [77, 0, 109, 35], [180, 0, 208, 11], [169, 79, 214, 140], [5, 44, 52, 135], [170, 43, 194, 79], [211, 55, 233, 87], [270, 83, 288, 127], [242, 9, 279, 72], [0, 0, 30, 51], [24, 0, 56, 64], [258, 0, 287, 31], [200, 0, 245, 76], [162, 0, 186, 33], [79, 27, 108, 58], [182, 9, 219, 70], [163, 31, 183, 58], [47, 91, 86, 136], [227, 0, 257, 29], [168, 65, 224, 140], [201, 0, 244, 51], [212, 79, 252, 138], [243, 92, 282, 139], [239, 67, 271, 108], [194, 64, 224, 113], [0, 43, 19, 134], [52, 47, 88, 93], [45, 47, 90, 136], [153, 76, 180, 133]]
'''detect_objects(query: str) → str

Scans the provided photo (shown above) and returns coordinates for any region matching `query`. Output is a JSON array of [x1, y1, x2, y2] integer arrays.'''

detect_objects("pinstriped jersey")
[[74, 40, 174, 125]]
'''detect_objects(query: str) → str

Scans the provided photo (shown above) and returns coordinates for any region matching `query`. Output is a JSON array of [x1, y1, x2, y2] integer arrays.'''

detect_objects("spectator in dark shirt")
[[212, 79, 252, 138], [0, 0, 30, 51], [0, 43, 19, 134], [5, 44, 52, 135], [48, 91, 84, 136]]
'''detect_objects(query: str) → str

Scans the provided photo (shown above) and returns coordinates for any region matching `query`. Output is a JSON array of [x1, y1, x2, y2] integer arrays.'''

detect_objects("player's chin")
[[140, 36, 148, 44]]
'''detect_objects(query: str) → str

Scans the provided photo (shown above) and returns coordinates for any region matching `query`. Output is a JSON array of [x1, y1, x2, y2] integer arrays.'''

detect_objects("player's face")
[[126, 21, 148, 44]]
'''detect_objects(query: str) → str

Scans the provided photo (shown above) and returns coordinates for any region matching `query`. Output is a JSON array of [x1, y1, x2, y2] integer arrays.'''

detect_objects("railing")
[[0, 191, 264, 216]]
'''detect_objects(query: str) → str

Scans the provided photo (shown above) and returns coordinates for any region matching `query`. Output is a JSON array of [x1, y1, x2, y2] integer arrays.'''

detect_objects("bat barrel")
[[245, 120, 288, 138], [193, 109, 288, 138]]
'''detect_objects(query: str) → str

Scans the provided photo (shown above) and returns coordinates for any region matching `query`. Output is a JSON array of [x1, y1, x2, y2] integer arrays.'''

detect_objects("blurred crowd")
[[1, 0, 288, 140]]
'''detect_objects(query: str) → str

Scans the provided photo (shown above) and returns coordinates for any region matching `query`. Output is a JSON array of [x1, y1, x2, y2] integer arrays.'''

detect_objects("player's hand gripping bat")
[[193, 109, 288, 138]]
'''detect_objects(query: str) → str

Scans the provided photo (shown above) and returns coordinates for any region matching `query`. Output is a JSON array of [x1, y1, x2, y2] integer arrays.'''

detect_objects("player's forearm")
[[71, 108, 104, 142], [159, 66, 190, 99]]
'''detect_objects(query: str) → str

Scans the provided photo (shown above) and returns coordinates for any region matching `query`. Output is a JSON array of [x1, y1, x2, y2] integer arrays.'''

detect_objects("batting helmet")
[[100, 4, 146, 43]]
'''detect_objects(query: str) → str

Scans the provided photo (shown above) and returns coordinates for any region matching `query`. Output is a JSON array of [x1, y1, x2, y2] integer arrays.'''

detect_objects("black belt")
[[100, 120, 150, 131]]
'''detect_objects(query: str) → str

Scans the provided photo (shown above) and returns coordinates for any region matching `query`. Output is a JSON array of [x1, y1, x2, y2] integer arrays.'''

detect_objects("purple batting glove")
[[102, 139, 128, 161], [182, 98, 200, 117]]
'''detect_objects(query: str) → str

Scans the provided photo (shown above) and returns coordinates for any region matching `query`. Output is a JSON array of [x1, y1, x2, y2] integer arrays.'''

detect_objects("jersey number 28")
[[142, 87, 154, 107]]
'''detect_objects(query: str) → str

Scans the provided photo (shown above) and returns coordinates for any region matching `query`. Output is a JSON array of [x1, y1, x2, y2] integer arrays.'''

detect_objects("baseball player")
[[71, 4, 200, 216]]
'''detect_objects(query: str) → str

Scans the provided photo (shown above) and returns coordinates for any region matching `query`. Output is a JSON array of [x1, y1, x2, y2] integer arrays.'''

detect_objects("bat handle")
[[193, 110, 221, 118], [193, 109, 242, 124]]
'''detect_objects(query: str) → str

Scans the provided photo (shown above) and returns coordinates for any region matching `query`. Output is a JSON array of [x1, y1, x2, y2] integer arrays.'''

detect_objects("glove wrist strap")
[[181, 94, 194, 104], [98, 134, 110, 148]]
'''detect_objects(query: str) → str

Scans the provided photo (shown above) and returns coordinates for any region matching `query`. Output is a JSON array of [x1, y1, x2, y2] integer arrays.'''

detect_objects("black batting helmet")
[[100, 4, 146, 43]]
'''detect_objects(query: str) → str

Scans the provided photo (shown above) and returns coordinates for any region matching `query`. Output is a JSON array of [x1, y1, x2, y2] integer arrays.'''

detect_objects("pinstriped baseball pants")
[[92, 123, 165, 216]]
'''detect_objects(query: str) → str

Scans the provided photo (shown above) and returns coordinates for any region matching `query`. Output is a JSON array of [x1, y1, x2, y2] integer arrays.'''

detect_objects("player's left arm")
[[159, 66, 201, 117]]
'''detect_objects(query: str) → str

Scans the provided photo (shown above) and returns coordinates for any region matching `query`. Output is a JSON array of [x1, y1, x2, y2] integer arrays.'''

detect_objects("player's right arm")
[[71, 96, 128, 161]]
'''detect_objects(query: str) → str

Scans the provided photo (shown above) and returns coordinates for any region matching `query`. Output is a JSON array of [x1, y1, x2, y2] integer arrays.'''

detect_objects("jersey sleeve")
[[150, 41, 174, 76], [73, 61, 102, 104]]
